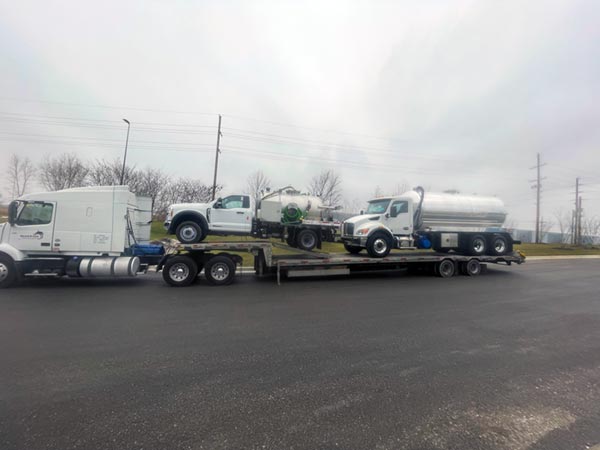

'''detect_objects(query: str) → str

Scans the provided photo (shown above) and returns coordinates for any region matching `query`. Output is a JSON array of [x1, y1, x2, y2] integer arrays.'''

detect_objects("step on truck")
[[0, 186, 164, 288], [159, 241, 525, 287], [164, 186, 340, 251], [340, 187, 518, 258]]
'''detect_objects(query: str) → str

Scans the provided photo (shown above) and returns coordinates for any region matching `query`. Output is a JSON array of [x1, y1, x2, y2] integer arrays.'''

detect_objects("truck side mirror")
[[360, 210, 364, 215], [214, 198, 223, 208], [7, 201, 18, 225]]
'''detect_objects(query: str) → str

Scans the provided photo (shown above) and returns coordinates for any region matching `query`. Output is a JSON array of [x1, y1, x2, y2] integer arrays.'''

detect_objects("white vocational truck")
[[0, 186, 525, 289], [0, 186, 163, 288], [340, 187, 517, 258], [164, 186, 340, 251]]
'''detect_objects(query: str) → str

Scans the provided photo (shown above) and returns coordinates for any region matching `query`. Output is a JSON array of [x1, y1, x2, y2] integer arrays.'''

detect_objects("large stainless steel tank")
[[258, 190, 326, 224], [404, 191, 507, 231]]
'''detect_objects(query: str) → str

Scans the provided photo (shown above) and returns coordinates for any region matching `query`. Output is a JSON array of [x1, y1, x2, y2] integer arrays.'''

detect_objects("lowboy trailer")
[[158, 241, 526, 287]]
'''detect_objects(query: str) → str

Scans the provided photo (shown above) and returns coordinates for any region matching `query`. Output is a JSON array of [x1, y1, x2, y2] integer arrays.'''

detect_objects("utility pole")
[[577, 196, 583, 245], [120, 118, 131, 185], [212, 114, 222, 200], [529, 153, 546, 244], [574, 177, 580, 245]]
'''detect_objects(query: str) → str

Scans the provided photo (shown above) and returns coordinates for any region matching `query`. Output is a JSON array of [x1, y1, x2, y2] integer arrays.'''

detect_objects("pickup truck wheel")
[[162, 256, 198, 287], [296, 229, 318, 251], [366, 232, 392, 258], [467, 234, 487, 256], [0, 255, 17, 289], [176, 221, 205, 244], [204, 255, 236, 286], [344, 243, 362, 254], [489, 235, 508, 256], [435, 259, 456, 278]]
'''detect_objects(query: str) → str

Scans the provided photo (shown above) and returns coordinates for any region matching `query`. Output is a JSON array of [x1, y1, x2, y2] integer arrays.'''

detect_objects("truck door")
[[8, 201, 56, 252], [210, 195, 253, 233], [385, 200, 412, 235]]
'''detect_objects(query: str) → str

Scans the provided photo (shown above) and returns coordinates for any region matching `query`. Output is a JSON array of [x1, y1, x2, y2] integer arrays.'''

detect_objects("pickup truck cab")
[[164, 195, 254, 244]]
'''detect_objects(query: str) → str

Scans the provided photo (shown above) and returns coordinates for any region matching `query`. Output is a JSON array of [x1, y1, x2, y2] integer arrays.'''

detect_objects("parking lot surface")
[[1, 260, 599, 450]]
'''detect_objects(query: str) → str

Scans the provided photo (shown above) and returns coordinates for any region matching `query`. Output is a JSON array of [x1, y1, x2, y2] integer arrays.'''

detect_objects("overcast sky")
[[1, 0, 599, 229]]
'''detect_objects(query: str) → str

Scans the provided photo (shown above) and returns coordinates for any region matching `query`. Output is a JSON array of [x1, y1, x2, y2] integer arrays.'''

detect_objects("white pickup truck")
[[164, 190, 340, 251]]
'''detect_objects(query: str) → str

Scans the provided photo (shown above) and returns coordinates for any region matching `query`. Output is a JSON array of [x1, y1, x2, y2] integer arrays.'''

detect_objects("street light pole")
[[120, 118, 131, 185]]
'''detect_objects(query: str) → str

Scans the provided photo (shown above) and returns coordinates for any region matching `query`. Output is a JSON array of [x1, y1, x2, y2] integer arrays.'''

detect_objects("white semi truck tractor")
[[340, 187, 516, 258], [164, 186, 339, 251], [0, 186, 164, 288]]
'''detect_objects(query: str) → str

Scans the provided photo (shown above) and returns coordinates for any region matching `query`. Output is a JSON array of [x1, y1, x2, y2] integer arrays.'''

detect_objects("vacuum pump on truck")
[[341, 187, 516, 258], [164, 186, 339, 251]]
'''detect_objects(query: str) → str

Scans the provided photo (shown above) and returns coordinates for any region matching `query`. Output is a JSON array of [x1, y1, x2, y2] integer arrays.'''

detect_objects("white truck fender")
[[0, 243, 26, 262]]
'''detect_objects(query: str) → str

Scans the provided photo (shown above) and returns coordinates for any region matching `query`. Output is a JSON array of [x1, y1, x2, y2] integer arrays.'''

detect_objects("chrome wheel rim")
[[494, 239, 506, 253], [473, 238, 485, 253], [0, 263, 8, 282], [169, 263, 190, 282], [373, 238, 388, 255], [210, 263, 230, 281], [180, 226, 198, 242]]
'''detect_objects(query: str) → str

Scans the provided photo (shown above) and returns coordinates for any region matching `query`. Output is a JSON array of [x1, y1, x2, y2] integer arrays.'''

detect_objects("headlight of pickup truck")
[[167, 207, 173, 221], [356, 228, 370, 236]]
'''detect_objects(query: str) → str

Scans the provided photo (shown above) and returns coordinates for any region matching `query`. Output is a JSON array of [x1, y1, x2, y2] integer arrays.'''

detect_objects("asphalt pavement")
[[1, 260, 599, 450]]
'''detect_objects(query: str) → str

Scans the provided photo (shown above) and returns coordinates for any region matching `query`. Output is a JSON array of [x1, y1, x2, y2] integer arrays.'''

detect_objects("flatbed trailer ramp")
[[158, 241, 525, 287]]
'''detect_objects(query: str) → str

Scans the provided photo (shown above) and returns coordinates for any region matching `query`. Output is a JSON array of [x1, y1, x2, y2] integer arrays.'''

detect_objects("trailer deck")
[[159, 241, 525, 286]]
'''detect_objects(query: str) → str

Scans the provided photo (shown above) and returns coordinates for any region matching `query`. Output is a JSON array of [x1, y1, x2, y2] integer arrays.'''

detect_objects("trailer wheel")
[[0, 255, 17, 289], [461, 259, 481, 276], [176, 221, 205, 244], [489, 235, 508, 256], [296, 229, 318, 251], [467, 234, 487, 256], [435, 259, 456, 278], [162, 256, 198, 287], [366, 232, 392, 258], [204, 255, 236, 286], [343, 243, 362, 254]]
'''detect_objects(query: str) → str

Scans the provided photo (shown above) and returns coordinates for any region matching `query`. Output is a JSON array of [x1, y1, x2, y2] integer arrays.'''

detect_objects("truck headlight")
[[167, 208, 173, 221], [356, 228, 370, 235]]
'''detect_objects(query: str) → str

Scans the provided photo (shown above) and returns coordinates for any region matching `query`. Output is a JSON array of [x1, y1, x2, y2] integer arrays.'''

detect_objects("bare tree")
[[373, 186, 384, 198], [39, 153, 88, 191], [245, 170, 271, 202], [6, 154, 35, 199], [554, 209, 571, 245], [307, 169, 342, 206], [391, 182, 411, 196], [137, 168, 169, 216], [581, 215, 600, 244], [88, 158, 142, 192], [539, 218, 554, 243]]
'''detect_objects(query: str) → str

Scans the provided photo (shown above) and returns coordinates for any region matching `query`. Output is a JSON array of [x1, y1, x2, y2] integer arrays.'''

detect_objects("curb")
[[525, 255, 600, 261]]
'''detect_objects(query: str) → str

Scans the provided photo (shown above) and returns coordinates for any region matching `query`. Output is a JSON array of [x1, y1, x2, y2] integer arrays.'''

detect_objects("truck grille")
[[343, 223, 354, 236]]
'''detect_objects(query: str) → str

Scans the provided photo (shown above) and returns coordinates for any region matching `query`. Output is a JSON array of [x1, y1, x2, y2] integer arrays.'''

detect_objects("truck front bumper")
[[341, 236, 368, 246]]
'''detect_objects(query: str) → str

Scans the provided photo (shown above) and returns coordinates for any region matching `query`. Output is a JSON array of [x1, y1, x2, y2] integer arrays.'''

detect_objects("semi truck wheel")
[[343, 243, 362, 254], [466, 234, 487, 256], [435, 259, 456, 278], [366, 232, 392, 258], [0, 255, 17, 289], [162, 256, 199, 287], [204, 255, 236, 285], [176, 221, 205, 244], [296, 229, 318, 251], [489, 235, 508, 256], [461, 259, 481, 276]]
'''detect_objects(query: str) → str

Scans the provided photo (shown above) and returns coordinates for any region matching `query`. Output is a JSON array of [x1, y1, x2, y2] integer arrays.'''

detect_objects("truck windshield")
[[366, 199, 390, 214]]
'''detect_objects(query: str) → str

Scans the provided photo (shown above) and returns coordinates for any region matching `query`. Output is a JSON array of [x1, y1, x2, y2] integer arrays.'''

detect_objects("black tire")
[[175, 221, 205, 244], [366, 232, 392, 258], [466, 234, 487, 256], [162, 256, 199, 287], [461, 259, 481, 276], [0, 255, 17, 289], [489, 235, 509, 256], [344, 243, 362, 254], [204, 255, 236, 286], [296, 229, 318, 251], [286, 233, 297, 248], [435, 259, 456, 278]]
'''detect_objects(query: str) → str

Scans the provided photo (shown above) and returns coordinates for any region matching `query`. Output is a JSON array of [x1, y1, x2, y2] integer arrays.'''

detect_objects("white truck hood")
[[171, 202, 212, 213], [344, 214, 382, 225]]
